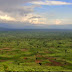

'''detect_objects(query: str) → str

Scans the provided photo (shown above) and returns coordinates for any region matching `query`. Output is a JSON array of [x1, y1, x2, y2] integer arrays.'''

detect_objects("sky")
[[0, 0, 72, 29]]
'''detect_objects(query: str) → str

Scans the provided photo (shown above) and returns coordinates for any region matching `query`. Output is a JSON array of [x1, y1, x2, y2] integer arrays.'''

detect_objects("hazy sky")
[[0, 0, 72, 29]]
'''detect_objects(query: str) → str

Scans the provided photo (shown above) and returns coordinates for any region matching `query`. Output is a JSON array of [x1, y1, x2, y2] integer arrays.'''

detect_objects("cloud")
[[0, 11, 46, 24], [49, 19, 72, 25], [0, 0, 40, 7], [0, 0, 46, 24], [0, 0, 72, 29], [0, 0, 40, 15], [0, 15, 16, 21], [55, 19, 62, 25], [31, 0, 72, 5]]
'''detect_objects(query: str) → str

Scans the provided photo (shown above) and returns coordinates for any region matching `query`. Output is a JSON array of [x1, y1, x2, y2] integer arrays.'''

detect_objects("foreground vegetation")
[[0, 29, 72, 71]]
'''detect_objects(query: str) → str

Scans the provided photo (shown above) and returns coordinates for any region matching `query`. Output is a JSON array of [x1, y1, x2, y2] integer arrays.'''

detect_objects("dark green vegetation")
[[0, 29, 72, 71]]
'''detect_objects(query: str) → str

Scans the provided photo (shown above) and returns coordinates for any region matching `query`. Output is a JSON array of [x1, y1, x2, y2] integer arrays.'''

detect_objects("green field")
[[0, 29, 72, 71]]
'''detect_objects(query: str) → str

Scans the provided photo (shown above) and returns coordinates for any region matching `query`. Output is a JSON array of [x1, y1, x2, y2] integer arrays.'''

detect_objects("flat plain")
[[0, 29, 72, 71]]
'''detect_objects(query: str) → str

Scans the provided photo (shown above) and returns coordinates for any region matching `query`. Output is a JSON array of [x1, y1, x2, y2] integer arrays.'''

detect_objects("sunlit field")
[[0, 29, 72, 71]]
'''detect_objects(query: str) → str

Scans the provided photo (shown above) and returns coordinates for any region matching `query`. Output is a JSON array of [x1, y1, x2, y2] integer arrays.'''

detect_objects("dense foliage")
[[0, 29, 72, 71]]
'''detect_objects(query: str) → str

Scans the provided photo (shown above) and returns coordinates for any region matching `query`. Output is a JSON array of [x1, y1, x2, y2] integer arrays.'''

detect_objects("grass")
[[0, 30, 72, 71]]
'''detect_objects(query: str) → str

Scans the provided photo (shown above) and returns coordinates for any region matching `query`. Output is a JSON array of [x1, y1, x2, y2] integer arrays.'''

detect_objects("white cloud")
[[55, 19, 62, 25], [31, 0, 72, 5], [0, 11, 46, 24], [0, 0, 45, 24], [0, 15, 16, 21], [49, 19, 72, 25], [0, 0, 72, 28]]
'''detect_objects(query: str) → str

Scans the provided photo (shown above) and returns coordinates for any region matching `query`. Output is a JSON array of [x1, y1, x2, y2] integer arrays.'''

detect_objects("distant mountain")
[[0, 27, 10, 31], [0, 23, 72, 30]]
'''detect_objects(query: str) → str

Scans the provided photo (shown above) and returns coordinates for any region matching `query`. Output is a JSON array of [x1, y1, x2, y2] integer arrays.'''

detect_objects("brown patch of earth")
[[46, 63, 52, 66], [0, 60, 7, 62], [0, 48, 12, 51], [49, 59, 62, 66], [35, 60, 42, 63], [45, 56, 72, 66], [21, 48, 28, 51], [24, 57, 28, 59], [46, 57, 62, 66]]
